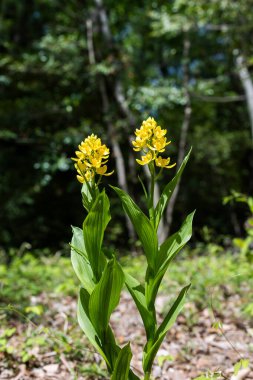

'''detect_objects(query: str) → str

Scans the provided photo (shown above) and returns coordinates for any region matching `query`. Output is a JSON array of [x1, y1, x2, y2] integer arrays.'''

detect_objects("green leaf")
[[89, 259, 124, 335], [157, 354, 174, 367], [111, 343, 132, 380], [143, 284, 190, 373], [81, 182, 97, 212], [77, 287, 110, 367], [157, 211, 195, 269], [25, 305, 43, 316], [71, 226, 95, 293], [147, 211, 194, 307], [71, 226, 86, 256], [83, 190, 110, 281], [234, 361, 241, 376], [234, 359, 249, 375], [241, 359, 249, 369], [138, 175, 148, 200], [212, 321, 223, 330], [154, 149, 191, 230], [128, 370, 141, 380], [102, 326, 121, 371], [78, 291, 121, 370], [111, 186, 158, 270], [125, 273, 155, 339]]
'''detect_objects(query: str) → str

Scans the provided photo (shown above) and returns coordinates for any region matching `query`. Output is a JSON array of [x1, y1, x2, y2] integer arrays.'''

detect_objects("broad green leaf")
[[81, 182, 98, 212], [71, 226, 86, 256], [71, 226, 95, 293], [89, 259, 124, 335], [83, 190, 110, 281], [77, 287, 110, 367], [154, 149, 191, 230], [112, 186, 158, 270], [111, 343, 132, 380], [102, 326, 121, 370], [156, 211, 195, 270], [143, 284, 190, 373], [78, 288, 120, 371], [146, 211, 194, 307], [125, 273, 155, 339]]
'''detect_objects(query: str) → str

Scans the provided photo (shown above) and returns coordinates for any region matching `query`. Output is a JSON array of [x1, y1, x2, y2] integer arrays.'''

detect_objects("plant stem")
[[148, 162, 155, 227], [144, 372, 151, 380]]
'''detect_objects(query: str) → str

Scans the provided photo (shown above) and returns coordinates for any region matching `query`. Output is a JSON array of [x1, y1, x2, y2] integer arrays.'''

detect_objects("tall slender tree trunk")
[[165, 33, 192, 236], [236, 55, 253, 142]]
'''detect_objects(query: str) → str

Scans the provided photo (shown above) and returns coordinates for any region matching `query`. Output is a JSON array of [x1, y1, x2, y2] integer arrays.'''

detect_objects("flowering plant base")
[[70, 118, 194, 379]]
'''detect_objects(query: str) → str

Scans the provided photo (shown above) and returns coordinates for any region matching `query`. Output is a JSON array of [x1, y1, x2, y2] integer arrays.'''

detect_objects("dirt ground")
[[1, 291, 252, 380]]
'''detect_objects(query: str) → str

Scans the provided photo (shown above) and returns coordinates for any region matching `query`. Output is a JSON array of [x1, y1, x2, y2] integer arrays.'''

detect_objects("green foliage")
[[124, 273, 154, 339], [82, 191, 110, 281], [224, 191, 253, 262], [0, 253, 77, 309], [89, 259, 124, 335], [71, 226, 95, 293], [193, 372, 222, 380], [78, 288, 111, 367], [146, 212, 194, 310], [121, 251, 253, 319], [112, 186, 158, 271], [71, 147, 193, 379], [111, 343, 132, 380], [154, 149, 192, 231], [143, 284, 190, 373], [234, 359, 249, 375], [73, 182, 141, 379]]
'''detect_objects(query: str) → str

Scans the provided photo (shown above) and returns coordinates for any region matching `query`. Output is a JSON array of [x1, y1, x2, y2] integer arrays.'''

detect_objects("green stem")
[[148, 162, 155, 227], [144, 372, 151, 380]]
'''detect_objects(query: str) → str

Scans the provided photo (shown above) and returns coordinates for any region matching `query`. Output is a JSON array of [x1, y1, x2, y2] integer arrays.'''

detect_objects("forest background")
[[0, 0, 253, 255]]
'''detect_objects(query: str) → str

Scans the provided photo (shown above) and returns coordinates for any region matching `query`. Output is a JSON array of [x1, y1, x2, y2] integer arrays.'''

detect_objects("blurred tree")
[[0, 0, 252, 253]]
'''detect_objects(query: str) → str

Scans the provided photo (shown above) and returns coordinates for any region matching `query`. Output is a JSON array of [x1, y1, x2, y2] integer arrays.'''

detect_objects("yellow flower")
[[149, 137, 170, 152], [72, 134, 113, 183], [96, 165, 114, 176], [136, 151, 153, 166], [154, 126, 167, 139], [155, 156, 176, 169], [133, 117, 175, 170], [132, 137, 147, 151], [77, 175, 85, 184]]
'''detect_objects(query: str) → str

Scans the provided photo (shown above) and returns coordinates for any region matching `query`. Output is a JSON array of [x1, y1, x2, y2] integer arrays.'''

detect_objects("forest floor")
[[0, 253, 252, 379]]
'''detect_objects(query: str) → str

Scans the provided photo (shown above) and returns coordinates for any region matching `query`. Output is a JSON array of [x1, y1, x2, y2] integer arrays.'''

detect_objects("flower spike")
[[132, 117, 175, 170], [72, 134, 113, 183]]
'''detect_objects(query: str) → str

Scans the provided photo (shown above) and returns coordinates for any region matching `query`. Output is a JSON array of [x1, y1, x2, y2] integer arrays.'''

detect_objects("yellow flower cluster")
[[72, 134, 113, 183], [132, 117, 176, 169]]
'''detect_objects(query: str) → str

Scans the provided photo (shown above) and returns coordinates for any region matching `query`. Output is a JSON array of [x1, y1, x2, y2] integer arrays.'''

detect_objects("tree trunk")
[[165, 33, 192, 236], [236, 55, 253, 141]]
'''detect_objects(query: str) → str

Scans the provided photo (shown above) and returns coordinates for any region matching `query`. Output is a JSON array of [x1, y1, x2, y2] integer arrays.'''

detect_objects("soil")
[[0, 291, 252, 380]]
